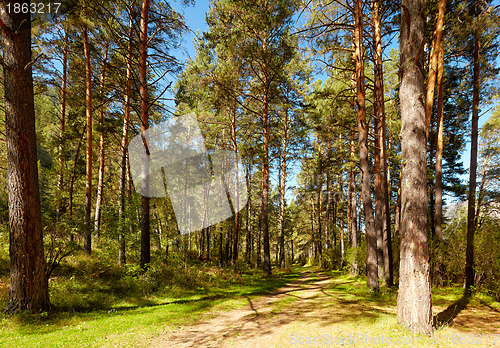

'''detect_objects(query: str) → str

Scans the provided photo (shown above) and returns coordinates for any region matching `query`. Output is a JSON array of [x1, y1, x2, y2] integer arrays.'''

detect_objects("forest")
[[0, 0, 500, 346]]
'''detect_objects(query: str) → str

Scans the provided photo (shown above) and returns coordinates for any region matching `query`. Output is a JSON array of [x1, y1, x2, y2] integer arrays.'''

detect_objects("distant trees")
[[300, 0, 397, 289], [0, 0, 50, 313], [184, 0, 301, 274], [464, 0, 500, 293], [477, 110, 500, 218]]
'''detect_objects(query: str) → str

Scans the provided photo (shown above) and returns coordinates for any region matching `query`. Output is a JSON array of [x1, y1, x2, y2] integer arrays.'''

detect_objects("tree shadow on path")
[[434, 294, 470, 328]]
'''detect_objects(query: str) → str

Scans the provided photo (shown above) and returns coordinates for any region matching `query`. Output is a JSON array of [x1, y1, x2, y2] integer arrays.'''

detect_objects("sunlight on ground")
[[0, 267, 499, 347], [151, 269, 500, 348]]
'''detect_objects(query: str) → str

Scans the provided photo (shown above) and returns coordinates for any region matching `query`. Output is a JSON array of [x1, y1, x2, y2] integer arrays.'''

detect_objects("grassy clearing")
[[1, 253, 499, 347], [263, 270, 500, 347], [0, 252, 301, 348]]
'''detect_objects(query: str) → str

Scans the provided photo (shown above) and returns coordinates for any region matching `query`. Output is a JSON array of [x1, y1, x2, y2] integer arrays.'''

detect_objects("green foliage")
[[431, 203, 500, 300], [345, 244, 366, 275], [0, 245, 302, 347], [320, 247, 343, 270], [43, 219, 80, 278]]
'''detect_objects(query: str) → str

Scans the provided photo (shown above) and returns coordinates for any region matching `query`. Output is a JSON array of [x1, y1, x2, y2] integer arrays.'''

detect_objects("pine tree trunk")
[[349, 127, 358, 275], [395, 171, 402, 238], [257, 199, 262, 267], [231, 99, 240, 262], [219, 232, 224, 267], [226, 222, 232, 263], [316, 152, 323, 266], [384, 128, 394, 285], [1, 2, 50, 313], [465, 0, 480, 293], [434, 3, 446, 242], [83, 6, 93, 254], [354, 0, 378, 292], [261, 75, 271, 275], [56, 29, 69, 221], [246, 161, 252, 264], [475, 154, 489, 221], [324, 164, 331, 250], [94, 42, 109, 237], [206, 226, 210, 260], [68, 129, 85, 222], [374, 112, 384, 279], [139, 0, 151, 270], [278, 105, 289, 268], [338, 174, 345, 261], [332, 190, 337, 248], [118, 8, 134, 266], [425, 0, 447, 140], [372, 0, 393, 286], [397, 0, 433, 335]]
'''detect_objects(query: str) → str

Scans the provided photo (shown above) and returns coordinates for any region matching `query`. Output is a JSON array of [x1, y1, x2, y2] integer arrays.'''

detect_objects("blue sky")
[[177, 1, 210, 62], [172, 0, 499, 204]]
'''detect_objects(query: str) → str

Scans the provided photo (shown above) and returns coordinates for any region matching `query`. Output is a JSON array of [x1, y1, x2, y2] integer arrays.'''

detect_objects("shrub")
[[433, 204, 500, 298]]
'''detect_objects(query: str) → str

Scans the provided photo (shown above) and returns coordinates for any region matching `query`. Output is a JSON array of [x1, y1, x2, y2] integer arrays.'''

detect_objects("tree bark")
[[261, 53, 271, 275], [354, 0, 378, 292], [83, 3, 93, 255], [324, 163, 331, 250], [374, 110, 384, 279], [231, 98, 240, 262], [349, 129, 358, 275], [278, 104, 289, 268], [139, 0, 151, 270], [257, 197, 262, 267], [206, 226, 210, 260], [397, 0, 433, 335], [1, 1, 50, 313], [372, 0, 393, 286], [434, 3, 446, 242], [475, 150, 490, 222], [316, 151, 323, 266], [465, 0, 480, 293], [56, 29, 69, 221], [68, 128, 85, 222], [118, 8, 134, 266], [395, 171, 402, 238], [94, 42, 109, 237], [245, 161, 252, 264], [338, 173, 345, 261], [425, 1, 447, 140], [425, 0, 447, 140]]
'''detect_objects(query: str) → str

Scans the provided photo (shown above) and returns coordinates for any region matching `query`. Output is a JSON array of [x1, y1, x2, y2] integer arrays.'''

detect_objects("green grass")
[[0, 253, 498, 347], [263, 270, 500, 347], [0, 253, 301, 348]]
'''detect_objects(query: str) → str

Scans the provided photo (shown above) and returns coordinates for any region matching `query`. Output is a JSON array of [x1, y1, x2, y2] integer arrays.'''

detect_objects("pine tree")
[[1, 0, 50, 313], [397, 0, 433, 335]]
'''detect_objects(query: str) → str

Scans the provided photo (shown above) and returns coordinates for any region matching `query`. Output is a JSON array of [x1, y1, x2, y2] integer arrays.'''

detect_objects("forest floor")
[[150, 269, 500, 348], [0, 256, 500, 347]]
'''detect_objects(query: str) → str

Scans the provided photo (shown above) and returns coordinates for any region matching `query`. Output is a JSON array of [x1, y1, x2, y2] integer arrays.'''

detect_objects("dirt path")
[[149, 271, 500, 348]]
